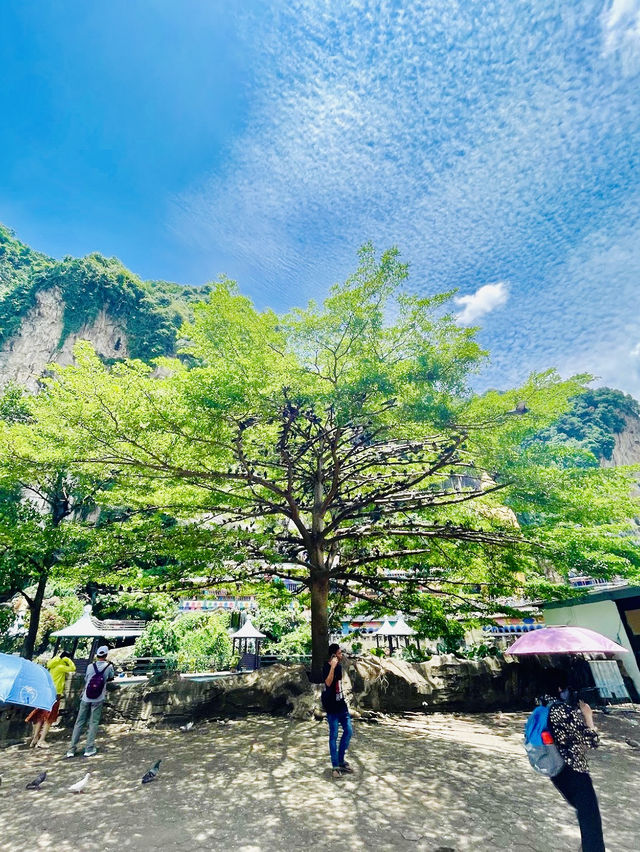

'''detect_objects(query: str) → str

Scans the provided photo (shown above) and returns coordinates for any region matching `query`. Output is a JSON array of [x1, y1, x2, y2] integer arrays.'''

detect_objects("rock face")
[[601, 413, 640, 468], [0, 655, 555, 746], [347, 654, 545, 712], [0, 287, 128, 391]]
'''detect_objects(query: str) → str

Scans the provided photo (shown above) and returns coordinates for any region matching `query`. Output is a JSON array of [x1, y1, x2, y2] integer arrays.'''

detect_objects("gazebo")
[[230, 617, 266, 670], [374, 613, 418, 656], [51, 605, 147, 663]]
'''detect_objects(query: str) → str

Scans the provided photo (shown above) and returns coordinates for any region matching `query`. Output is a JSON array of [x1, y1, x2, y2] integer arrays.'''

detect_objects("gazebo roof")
[[51, 606, 147, 639], [374, 613, 416, 637], [230, 617, 266, 640], [374, 616, 395, 636], [392, 614, 416, 636]]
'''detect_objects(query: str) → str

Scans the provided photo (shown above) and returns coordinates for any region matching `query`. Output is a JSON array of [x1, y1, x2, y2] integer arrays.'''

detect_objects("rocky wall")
[[0, 654, 553, 748]]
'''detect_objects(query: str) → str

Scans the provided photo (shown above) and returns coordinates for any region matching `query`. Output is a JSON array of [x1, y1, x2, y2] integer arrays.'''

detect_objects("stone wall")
[[0, 654, 554, 747]]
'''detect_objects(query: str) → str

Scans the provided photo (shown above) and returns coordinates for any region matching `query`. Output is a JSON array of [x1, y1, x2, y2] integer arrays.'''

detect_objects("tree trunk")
[[309, 570, 330, 682], [22, 570, 47, 660]]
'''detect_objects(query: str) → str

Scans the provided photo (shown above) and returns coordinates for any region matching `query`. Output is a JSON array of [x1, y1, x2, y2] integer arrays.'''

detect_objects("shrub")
[[173, 612, 233, 672], [134, 619, 180, 657], [401, 643, 433, 663]]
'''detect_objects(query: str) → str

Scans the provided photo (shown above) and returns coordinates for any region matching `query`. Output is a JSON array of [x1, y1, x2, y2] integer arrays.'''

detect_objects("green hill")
[[0, 224, 209, 361], [538, 386, 640, 463]]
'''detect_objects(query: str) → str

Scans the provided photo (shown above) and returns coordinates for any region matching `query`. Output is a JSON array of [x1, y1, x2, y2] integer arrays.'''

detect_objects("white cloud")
[[171, 2, 640, 396], [602, 0, 640, 75], [455, 283, 508, 326]]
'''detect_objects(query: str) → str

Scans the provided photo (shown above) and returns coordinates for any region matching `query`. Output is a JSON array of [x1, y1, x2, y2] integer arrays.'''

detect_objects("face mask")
[[560, 688, 570, 701]]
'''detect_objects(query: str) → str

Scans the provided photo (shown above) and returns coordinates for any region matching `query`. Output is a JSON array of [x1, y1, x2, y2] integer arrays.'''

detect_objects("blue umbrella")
[[0, 653, 57, 711]]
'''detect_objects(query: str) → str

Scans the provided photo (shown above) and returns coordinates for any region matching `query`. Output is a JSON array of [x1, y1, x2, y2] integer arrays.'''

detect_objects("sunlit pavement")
[[1, 710, 638, 851]]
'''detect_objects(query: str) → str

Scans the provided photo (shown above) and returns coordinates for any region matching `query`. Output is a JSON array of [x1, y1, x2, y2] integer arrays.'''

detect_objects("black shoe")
[[339, 763, 353, 774]]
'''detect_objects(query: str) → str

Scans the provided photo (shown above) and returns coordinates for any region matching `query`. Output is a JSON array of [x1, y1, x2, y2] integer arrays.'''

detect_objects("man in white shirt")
[[65, 645, 114, 758]]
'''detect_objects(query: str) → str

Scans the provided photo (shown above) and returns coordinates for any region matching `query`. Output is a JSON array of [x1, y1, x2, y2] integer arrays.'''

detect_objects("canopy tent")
[[51, 606, 146, 658], [374, 613, 418, 655], [230, 617, 266, 670]]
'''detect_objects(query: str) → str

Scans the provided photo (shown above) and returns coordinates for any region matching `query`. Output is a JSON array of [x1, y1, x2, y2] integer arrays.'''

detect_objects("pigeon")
[[68, 773, 90, 793], [505, 400, 530, 415], [179, 721, 194, 732], [26, 771, 47, 790], [141, 760, 161, 784], [625, 738, 640, 749]]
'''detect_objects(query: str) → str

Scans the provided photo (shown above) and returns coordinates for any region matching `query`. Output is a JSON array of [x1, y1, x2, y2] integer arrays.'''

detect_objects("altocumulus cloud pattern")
[[174, 0, 640, 395]]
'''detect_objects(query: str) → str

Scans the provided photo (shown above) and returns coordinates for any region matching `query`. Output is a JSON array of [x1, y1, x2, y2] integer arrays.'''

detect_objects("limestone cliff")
[[0, 224, 209, 391], [601, 413, 640, 468], [0, 287, 128, 391]]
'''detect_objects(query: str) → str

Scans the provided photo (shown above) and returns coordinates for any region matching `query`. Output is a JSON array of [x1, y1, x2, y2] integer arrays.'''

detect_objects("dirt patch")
[[0, 710, 638, 851]]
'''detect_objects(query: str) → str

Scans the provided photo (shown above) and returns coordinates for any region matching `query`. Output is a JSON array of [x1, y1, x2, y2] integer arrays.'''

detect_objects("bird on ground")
[[26, 771, 47, 790], [625, 738, 640, 749], [68, 773, 90, 793], [141, 760, 161, 784], [179, 721, 194, 732]]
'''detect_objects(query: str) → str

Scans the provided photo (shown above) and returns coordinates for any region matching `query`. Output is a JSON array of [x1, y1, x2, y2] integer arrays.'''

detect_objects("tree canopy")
[[1, 245, 639, 674]]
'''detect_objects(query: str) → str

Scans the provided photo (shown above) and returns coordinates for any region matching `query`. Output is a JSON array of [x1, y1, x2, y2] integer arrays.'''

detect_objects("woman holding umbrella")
[[509, 627, 622, 852], [546, 670, 605, 852], [26, 652, 76, 748]]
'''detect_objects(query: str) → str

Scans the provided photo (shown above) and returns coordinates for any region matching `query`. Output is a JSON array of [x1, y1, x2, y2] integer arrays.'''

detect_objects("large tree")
[[3, 247, 638, 676]]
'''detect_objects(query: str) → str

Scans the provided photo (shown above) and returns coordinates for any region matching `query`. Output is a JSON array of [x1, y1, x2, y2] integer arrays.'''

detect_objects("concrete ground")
[[0, 709, 639, 852]]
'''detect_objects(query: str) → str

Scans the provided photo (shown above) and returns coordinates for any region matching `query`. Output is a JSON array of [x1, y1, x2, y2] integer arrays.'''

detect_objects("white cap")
[[96, 645, 109, 657]]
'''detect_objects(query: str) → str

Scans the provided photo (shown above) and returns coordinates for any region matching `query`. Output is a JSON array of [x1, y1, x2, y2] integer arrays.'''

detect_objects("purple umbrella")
[[508, 626, 628, 655]]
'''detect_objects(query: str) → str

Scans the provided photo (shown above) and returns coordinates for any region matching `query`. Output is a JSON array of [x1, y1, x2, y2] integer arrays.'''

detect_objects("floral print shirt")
[[548, 700, 599, 774]]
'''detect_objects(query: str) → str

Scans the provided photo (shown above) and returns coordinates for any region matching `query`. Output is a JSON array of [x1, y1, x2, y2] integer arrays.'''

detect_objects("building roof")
[[51, 606, 147, 639], [374, 614, 416, 637], [230, 617, 266, 640], [545, 585, 640, 610]]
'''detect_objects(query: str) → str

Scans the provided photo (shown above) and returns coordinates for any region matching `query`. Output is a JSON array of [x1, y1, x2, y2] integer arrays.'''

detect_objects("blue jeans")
[[327, 710, 352, 768]]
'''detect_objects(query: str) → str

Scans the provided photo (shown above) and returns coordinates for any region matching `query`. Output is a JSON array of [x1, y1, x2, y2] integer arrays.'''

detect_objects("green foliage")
[[3, 241, 640, 673], [253, 594, 312, 658], [400, 643, 433, 663], [0, 224, 50, 297], [0, 605, 19, 653], [133, 619, 180, 657], [133, 612, 233, 672], [173, 612, 233, 672], [459, 642, 503, 660], [537, 387, 640, 461], [95, 591, 177, 622], [35, 593, 84, 654], [265, 621, 312, 658], [0, 224, 210, 361]]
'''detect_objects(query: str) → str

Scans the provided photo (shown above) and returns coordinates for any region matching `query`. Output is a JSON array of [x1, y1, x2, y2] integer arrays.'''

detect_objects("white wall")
[[544, 599, 640, 696]]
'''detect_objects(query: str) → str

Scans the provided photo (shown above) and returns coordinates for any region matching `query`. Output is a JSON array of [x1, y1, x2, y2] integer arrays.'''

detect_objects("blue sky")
[[2, 1, 640, 395]]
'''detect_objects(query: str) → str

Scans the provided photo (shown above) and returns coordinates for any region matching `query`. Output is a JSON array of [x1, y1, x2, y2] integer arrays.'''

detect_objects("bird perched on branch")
[[68, 773, 90, 794], [505, 400, 529, 415], [142, 760, 161, 784], [26, 771, 46, 790]]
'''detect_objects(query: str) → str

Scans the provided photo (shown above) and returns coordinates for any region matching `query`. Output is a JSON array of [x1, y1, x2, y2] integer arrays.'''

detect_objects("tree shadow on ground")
[[0, 711, 638, 852]]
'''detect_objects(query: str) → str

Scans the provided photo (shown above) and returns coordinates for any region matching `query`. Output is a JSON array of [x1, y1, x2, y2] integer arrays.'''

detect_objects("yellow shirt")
[[47, 656, 76, 695]]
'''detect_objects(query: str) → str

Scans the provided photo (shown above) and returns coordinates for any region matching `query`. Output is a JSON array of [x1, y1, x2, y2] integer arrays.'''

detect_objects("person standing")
[[27, 651, 76, 748], [322, 644, 353, 778], [547, 673, 605, 852], [66, 646, 114, 758]]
